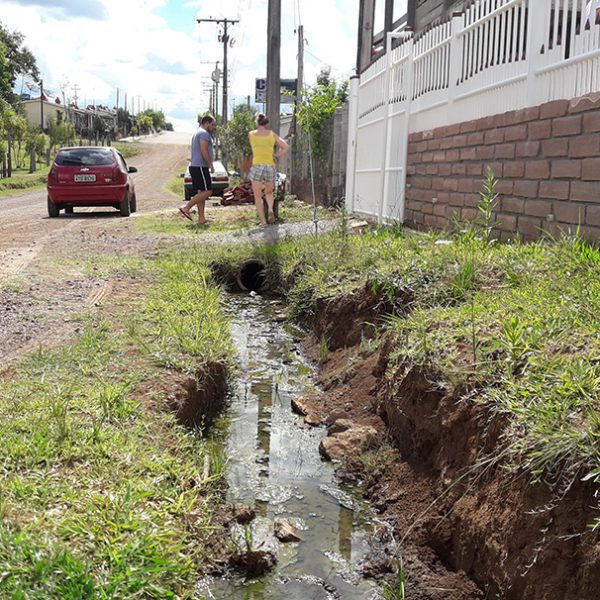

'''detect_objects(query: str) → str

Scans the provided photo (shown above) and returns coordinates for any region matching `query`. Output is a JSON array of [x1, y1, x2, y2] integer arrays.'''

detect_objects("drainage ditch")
[[198, 292, 386, 599]]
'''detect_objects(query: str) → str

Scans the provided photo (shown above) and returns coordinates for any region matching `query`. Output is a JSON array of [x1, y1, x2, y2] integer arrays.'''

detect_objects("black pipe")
[[237, 259, 267, 292]]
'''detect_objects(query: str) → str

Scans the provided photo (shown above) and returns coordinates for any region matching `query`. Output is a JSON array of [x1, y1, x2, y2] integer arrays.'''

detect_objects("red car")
[[47, 146, 138, 217]]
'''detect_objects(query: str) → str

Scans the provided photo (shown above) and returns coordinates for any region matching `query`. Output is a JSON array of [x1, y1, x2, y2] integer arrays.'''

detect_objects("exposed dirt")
[[295, 288, 600, 600]]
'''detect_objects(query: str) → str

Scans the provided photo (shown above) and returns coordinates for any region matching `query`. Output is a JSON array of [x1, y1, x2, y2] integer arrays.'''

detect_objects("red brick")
[[583, 111, 600, 133], [442, 178, 459, 191], [467, 131, 485, 146], [412, 176, 432, 189], [539, 181, 570, 200], [408, 152, 422, 164], [525, 161, 550, 179], [440, 137, 455, 150], [553, 115, 582, 137], [452, 163, 467, 175], [516, 141, 540, 158], [467, 163, 483, 176], [503, 197, 524, 213], [551, 159, 581, 179], [569, 135, 600, 158], [553, 201, 585, 223], [580, 225, 600, 241], [449, 193, 465, 206], [568, 92, 600, 114], [451, 134, 468, 147], [425, 164, 438, 175], [496, 180, 514, 195], [512, 106, 541, 123], [446, 149, 460, 162], [540, 99, 569, 119], [528, 120, 552, 140], [460, 120, 479, 133], [542, 138, 569, 157], [428, 138, 442, 150], [504, 124, 528, 142], [433, 203, 447, 217], [439, 163, 452, 176], [485, 128, 505, 144], [586, 205, 600, 226], [474, 145, 494, 160], [407, 165, 416, 176], [434, 123, 461, 137], [495, 143, 516, 159], [570, 181, 599, 202], [518, 215, 543, 239], [458, 179, 474, 193], [432, 179, 447, 191], [433, 150, 446, 162], [486, 162, 504, 177], [503, 162, 525, 178], [513, 180, 539, 197], [416, 164, 428, 175], [409, 132, 423, 142], [422, 151, 433, 162], [462, 207, 477, 220], [463, 193, 480, 208], [422, 129, 435, 140], [497, 213, 518, 231], [416, 141, 428, 152], [525, 199, 552, 218], [582, 158, 600, 180], [460, 147, 477, 161]]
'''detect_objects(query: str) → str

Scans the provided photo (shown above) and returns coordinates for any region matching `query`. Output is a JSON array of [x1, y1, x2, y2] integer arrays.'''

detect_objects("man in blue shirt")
[[179, 114, 216, 224]]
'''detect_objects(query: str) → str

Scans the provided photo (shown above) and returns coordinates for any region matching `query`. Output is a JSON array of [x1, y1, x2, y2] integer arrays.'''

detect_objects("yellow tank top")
[[250, 131, 275, 165]]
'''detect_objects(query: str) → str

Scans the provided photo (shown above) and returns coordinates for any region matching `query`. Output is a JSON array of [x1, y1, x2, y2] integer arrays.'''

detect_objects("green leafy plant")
[[476, 167, 500, 242]]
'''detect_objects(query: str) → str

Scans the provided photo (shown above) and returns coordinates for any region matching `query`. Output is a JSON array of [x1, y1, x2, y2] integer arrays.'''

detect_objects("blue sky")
[[2, 0, 368, 131]]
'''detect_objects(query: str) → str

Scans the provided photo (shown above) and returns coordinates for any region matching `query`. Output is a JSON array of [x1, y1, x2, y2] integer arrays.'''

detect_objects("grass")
[[195, 219, 600, 512], [0, 165, 50, 198], [135, 195, 337, 236], [0, 251, 233, 597], [113, 141, 144, 159]]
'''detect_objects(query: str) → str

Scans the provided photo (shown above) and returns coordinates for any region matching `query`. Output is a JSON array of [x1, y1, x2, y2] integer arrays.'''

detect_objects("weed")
[[476, 167, 500, 242], [317, 335, 330, 364]]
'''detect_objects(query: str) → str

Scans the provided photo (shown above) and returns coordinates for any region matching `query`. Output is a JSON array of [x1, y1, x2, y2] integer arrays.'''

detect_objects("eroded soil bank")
[[292, 284, 600, 600]]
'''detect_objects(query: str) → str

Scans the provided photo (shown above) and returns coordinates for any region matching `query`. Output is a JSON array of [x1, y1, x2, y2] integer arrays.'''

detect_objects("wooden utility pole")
[[197, 17, 239, 125], [267, 0, 281, 134], [296, 24, 304, 108], [39, 79, 44, 131], [357, 0, 375, 73]]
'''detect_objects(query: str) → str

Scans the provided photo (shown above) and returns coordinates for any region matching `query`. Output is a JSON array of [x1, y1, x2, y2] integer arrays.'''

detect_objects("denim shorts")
[[249, 164, 276, 184]]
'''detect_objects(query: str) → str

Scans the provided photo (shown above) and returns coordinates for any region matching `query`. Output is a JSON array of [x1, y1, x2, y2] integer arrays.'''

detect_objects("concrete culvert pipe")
[[237, 259, 267, 292]]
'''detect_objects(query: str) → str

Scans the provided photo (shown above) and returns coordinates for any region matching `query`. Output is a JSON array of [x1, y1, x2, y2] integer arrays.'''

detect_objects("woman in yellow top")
[[248, 113, 289, 227]]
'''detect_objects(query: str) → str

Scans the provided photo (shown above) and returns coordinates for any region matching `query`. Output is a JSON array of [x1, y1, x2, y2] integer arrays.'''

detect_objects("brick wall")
[[405, 92, 600, 240]]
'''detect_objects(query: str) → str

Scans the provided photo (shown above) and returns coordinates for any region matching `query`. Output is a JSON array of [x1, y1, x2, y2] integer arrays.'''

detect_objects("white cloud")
[[3, 0, 359, 131]]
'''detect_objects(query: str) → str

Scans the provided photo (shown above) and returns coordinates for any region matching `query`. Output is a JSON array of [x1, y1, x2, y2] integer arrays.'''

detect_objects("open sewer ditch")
[[198, 292, 387, 599]]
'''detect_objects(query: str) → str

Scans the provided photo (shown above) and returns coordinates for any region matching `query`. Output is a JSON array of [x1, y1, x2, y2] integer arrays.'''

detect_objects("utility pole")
[[39, 79, 44, 131], [197, 17, 239, 125], [357, 0, 375, 73], [296, 24, 304, 110], [72, 83, 79, 107], [267, 0, 281, 134], [116, 88, 119, 110]]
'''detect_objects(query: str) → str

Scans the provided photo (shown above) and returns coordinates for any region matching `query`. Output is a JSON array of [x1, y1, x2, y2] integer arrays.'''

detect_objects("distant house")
[[21, 97, 65, 130]]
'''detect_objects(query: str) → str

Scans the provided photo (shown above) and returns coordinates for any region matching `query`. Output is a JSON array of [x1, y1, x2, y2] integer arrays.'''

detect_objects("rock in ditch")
[[233, 504, 256, 525], [274, 518, 302, 543], [291, 394, 325, 427], [319, 422, 379, 461], [229, 550, 277, 577]]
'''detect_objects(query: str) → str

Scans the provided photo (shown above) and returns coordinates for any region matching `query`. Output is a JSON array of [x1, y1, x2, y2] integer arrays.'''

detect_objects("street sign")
[[255, 78, 297, 104]]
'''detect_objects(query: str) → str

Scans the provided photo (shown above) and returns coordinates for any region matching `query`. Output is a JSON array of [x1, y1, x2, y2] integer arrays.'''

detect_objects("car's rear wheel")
[[119, 193, 131, 217], [184, 189, 192, 201], [47, 196, 60, 218], [64, 206, 74, 214], [130, 193, 137, 213]]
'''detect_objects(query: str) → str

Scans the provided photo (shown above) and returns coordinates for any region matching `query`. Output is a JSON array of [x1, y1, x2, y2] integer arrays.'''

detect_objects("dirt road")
[[0, 132, 189, 364]]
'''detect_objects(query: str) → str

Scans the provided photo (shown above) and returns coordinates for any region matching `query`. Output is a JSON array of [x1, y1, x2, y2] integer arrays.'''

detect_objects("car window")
[[55, 148, 115, 167], [117, 152, 127, 170]]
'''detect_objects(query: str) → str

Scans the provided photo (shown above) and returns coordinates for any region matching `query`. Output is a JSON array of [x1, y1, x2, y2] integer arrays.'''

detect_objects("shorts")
[[249, 164, 276, 184], [189, 166, 212, 193]]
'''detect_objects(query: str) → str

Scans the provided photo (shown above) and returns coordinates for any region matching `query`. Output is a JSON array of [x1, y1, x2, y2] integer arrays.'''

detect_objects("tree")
[[24, 124, 46, 172], [138, 114, 153, 134], [0, 20, 39, 104], [297, 67, 348, 158], [222, 104, 257, 172], [47, 115, 75, 154]]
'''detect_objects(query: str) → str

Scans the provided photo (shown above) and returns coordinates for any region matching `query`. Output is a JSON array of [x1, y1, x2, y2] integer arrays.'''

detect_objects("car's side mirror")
[[180, 173, 185, 178], [128, 166, 138, 173]]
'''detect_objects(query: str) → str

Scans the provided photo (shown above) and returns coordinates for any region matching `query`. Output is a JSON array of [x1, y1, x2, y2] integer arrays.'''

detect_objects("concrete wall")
[[405, 92, 600, 240]]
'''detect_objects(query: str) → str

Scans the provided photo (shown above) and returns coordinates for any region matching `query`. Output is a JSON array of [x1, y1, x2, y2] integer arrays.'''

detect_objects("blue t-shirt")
[[190, 127, 214, 168]]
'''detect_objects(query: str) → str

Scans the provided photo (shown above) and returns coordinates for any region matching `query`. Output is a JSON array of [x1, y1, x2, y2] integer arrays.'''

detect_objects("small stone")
[[233, 504, 256, 525], [274, 518, 302, 542]]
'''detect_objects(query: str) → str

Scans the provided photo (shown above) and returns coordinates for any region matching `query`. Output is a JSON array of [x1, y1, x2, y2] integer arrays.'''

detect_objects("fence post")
[[526, 0, 547, 106], [344, 75, 360, 215], [378, 32, 394, 225], [447, 13, 463, 113]]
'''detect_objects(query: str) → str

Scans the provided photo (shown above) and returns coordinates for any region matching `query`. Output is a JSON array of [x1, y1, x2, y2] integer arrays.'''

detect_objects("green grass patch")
[[0, 165, 50, 198], [113, 141, 144, 159], [0, 252, 233, 597], [134, 196, 337, 236]]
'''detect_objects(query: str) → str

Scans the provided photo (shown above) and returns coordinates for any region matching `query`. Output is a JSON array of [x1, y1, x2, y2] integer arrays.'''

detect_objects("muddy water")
[[201, 294, 384, 599]]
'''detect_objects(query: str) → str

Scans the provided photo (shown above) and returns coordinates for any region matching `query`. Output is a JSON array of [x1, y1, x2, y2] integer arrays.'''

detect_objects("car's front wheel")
[[119, 193, 131, 217], [130, 193, 137, 213], [47, 196, 60, 218], [184, 189, 192, 201]]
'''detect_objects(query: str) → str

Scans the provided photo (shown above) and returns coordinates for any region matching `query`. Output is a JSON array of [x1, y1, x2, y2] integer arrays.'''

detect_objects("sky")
[[0, 0, 377, 132]]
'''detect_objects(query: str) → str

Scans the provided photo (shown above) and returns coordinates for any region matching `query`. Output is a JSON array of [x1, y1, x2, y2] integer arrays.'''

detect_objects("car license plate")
[[74, 174, 96, 182]]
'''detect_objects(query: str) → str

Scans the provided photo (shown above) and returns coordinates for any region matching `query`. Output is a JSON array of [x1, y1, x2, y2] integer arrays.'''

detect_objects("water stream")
[[200, 294, 384, 599]]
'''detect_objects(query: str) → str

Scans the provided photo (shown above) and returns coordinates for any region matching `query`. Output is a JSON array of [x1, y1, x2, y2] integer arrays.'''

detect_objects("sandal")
[[179, 207, 193, 222]]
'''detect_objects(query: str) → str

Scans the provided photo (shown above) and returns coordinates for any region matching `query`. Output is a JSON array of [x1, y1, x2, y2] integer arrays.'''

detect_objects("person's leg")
[[263, 181, 275, 223], [251, 180, 267, 225], [196, 189, 212, 223]]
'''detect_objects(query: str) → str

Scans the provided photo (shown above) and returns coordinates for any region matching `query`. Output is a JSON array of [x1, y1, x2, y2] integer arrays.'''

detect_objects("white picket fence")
[[346, 0, 600, 223]]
